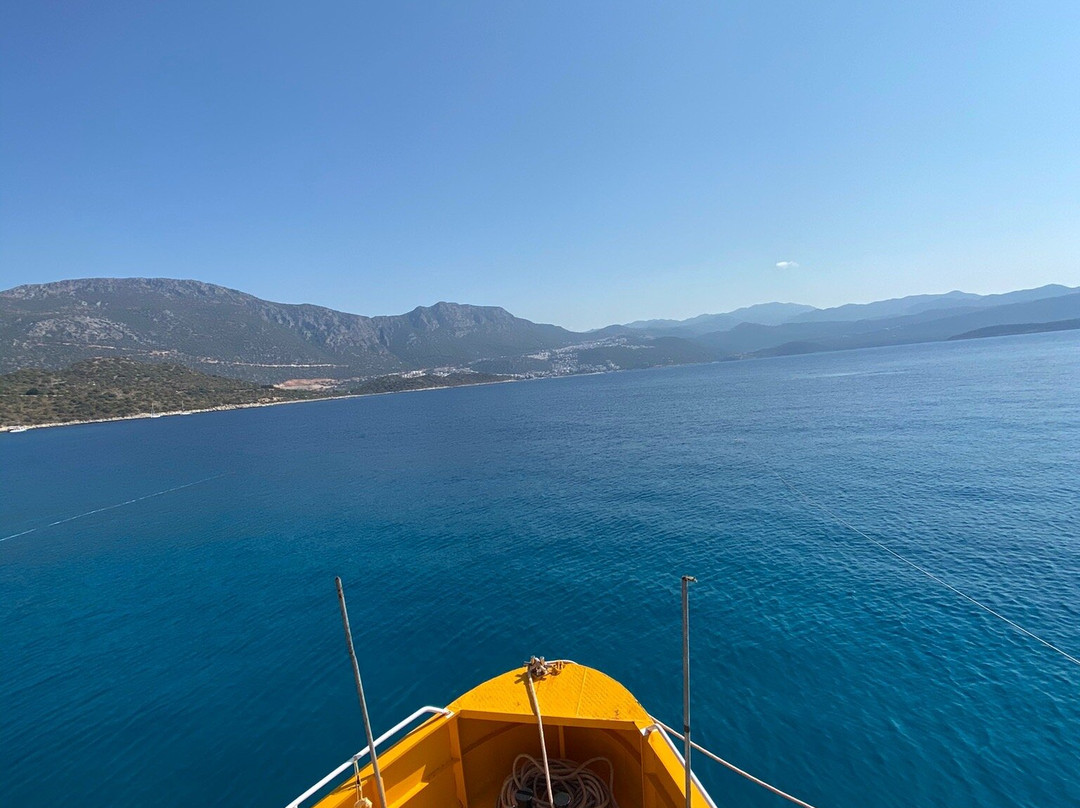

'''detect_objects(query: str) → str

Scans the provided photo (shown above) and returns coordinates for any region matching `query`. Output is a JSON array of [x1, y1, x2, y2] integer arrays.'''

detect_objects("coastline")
[[1, 359, 721, 435], [0, 376, 524, 434], [10, 328, 1074, 435]]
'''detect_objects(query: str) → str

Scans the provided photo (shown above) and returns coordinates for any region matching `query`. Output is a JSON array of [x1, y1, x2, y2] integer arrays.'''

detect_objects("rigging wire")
[[651, 721, 818, 808], [0, 473, 224, 544], [741, 444, 1080, 670]]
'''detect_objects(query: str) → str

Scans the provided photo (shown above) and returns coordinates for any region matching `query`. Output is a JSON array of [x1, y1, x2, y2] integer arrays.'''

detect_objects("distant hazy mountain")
[[624, 301, 817, 334], [949, 318, 1080, 341], [0, 278, 709, 382], [789, 284, 1076, 323], [626, 285, 1078, 335], [697, 290, 1080, 357]]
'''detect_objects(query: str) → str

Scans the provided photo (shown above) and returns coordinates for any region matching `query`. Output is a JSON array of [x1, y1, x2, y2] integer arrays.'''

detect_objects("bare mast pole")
[[682, 574, 697, 808], [336, 576, 389, 808]]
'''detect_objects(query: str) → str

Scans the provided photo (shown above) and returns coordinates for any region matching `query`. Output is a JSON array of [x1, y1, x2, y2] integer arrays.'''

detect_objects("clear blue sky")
[[3, 2, 1078, 330]]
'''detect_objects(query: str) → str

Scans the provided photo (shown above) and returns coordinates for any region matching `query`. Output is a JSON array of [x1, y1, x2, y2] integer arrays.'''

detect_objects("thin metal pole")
[[682, 574, 697, 808], [336, 576, 389, 808]]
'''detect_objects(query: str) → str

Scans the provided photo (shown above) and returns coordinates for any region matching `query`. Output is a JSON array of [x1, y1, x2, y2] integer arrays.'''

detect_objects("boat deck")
[[310, 663, 711, 808]]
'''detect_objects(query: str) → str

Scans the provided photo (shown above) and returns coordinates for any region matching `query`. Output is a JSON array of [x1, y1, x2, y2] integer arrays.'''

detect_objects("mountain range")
[[1, 278, 1078, 385], [0, 278, 710, 383]]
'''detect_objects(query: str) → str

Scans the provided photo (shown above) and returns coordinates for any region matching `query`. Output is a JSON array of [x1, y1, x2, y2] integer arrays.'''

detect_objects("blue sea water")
[[2, 332, 1078, 808]]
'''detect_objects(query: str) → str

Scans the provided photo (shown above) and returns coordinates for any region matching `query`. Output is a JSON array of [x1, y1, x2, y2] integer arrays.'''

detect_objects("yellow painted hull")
[[311, 662, 710, 808]]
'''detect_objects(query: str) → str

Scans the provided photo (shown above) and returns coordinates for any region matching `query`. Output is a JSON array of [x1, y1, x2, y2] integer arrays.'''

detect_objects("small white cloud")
[[775, 260, 800, 270]]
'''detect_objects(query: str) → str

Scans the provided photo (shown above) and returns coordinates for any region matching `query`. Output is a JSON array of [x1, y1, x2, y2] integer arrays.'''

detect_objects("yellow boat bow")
[[291, 660, 715, 808]]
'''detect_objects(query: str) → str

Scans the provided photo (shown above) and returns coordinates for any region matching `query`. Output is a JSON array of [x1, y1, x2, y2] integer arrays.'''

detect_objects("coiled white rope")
[[498, 755, 620, 808]]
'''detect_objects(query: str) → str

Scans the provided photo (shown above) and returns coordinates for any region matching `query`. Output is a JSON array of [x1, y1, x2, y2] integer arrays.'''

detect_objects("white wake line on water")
[[0, 474, 225, 545], [743, 446, 1080, 670]]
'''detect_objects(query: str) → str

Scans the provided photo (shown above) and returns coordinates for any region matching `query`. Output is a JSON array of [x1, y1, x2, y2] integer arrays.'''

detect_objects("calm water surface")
[[2, 333, 1079, 808]]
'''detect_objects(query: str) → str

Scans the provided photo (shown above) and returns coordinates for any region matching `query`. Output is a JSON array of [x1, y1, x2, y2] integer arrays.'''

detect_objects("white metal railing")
[[284, 706, 454, 808], [646, 720, 818, 808], [643, 721, 721, 808]]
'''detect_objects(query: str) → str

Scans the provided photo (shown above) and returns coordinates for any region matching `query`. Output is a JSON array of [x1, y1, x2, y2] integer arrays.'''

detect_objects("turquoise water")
[[2, 332, 1078, 808]]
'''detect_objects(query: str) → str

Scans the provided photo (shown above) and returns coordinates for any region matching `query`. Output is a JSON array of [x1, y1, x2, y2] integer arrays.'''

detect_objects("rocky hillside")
[[5, 278, 1074, 385], [0, 279, 584, 383]]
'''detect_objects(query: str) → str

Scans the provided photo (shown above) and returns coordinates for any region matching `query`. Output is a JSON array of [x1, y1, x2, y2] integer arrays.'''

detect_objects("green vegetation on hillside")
[[0, 358, 320, 427], [0, 358, 515, 428], [344, 372, 510, 396]]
